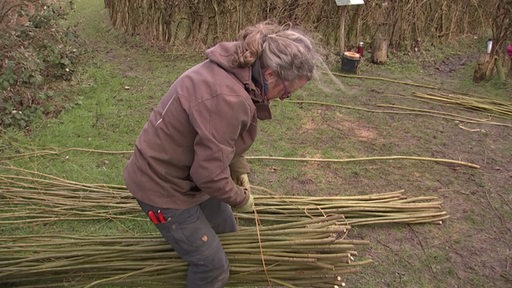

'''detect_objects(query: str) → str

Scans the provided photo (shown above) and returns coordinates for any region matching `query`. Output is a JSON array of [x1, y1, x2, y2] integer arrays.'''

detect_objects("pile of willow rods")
[[0, 165, 448, 286], [0, 216, 370, 288]]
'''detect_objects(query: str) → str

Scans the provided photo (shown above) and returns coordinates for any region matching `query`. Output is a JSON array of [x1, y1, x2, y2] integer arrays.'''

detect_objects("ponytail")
[[233, 21, 318, 81]]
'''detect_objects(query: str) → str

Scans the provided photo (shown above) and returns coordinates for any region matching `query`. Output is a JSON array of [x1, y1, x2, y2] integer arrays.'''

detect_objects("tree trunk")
[[371, 36, 388, 64], [339, 6, 348, 54], [495, 57, 505, 81], [473, 53, 494, 83]]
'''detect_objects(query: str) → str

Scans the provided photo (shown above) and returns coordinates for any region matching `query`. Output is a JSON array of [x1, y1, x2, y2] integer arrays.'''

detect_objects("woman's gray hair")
[[233, 21, 318, 81]]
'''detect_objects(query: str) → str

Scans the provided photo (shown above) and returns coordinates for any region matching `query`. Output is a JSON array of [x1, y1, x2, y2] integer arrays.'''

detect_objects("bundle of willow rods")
[[238, 189, 448, 226], [0, 215, 370, 288], [412, 91, 512, 119], [0, 166, 448, 226]]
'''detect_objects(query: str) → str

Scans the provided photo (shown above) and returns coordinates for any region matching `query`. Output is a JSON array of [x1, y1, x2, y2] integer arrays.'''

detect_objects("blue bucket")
[[341, 51, 361, 73]]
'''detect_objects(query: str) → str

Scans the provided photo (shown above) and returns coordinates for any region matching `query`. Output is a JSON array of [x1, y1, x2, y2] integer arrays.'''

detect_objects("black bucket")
[[341, 51, 361, 73]]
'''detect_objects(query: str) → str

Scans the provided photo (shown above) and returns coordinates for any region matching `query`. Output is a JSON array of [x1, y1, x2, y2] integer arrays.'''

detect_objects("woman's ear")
[[263, 69, 276, 82]]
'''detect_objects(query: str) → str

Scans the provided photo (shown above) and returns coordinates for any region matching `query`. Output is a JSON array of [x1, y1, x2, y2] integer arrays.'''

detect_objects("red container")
[[357, 42, 364, 57]]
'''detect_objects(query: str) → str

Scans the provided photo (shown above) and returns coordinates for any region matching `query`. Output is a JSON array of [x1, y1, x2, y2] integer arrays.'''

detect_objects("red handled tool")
[[157, 210, 166, 223], [147, 211, 159, 224], [148, 210, 168, 224]]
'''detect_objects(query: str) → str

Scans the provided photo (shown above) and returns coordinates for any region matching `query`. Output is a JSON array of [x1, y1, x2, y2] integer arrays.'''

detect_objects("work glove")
[[233, 189, 254, 213], [230, 155, 250, 187], [235, 173, 250, 189]]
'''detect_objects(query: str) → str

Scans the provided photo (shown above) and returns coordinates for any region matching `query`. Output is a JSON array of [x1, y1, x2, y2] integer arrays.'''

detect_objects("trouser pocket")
[[136, 199, 230, 288]]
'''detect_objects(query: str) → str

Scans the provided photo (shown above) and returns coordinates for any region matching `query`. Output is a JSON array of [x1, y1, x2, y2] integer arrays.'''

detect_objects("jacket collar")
[[206, 42, 272, 120]]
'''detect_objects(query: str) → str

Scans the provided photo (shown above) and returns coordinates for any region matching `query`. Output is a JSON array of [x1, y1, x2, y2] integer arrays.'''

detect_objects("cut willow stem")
[[330, 71, 439, 89], [0, 142, 483, 170], [245, 155, 479, 169]]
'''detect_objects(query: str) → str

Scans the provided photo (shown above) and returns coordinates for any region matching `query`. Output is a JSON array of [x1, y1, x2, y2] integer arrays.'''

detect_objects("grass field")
[[1, 0, 511, 287]]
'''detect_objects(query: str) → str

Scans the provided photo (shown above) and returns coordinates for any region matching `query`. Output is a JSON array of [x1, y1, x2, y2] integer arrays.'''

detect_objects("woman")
[[124, 20, 318, 287]]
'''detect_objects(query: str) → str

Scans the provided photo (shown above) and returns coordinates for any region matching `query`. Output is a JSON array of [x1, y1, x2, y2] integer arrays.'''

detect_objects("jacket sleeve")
[[229, 155, 250, 180], [188, 93, 253, 207]]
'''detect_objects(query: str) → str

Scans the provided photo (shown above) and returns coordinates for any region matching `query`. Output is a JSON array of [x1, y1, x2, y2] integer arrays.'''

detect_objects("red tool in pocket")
[[157, 210, 166, 223], [147, 211, 159, 224], [148, 210, 167, 224]]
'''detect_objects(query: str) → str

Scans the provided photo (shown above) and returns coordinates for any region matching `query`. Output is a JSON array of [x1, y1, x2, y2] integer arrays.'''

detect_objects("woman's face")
[[264, 70, 309, 101]]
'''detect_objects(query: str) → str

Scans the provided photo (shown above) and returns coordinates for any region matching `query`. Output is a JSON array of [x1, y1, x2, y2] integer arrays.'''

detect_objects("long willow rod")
[[0, 144, 480, 168], [0, 165, 126, 190], [0, 145, 481, 168], [0, 147, 133, 161], [245, 155, 479, 169], [330, 71, 439, 89]]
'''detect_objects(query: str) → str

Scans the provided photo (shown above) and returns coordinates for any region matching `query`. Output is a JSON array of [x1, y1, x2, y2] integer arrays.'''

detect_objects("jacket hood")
[[205, 42, 272, 120]]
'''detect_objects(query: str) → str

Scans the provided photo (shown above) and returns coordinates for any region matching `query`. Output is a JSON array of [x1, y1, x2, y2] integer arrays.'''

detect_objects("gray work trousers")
[[137, 197, 237, 288]]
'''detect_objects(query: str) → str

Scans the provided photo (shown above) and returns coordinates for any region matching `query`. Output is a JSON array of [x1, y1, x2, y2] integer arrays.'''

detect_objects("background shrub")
[[0, 1, 84, 131]]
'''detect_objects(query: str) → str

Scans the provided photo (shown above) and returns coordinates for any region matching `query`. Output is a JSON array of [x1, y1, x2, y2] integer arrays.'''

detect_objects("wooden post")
[[339, 6, 348, 54], [473, 53, 493, 83]]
